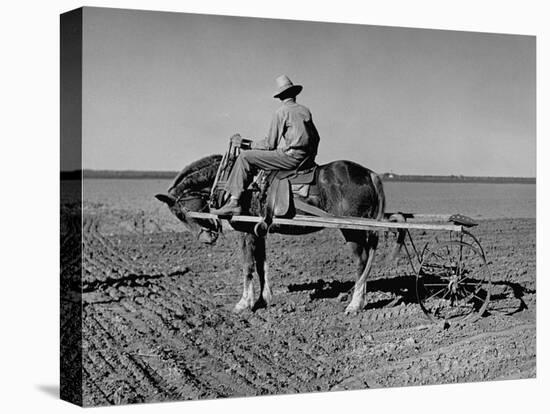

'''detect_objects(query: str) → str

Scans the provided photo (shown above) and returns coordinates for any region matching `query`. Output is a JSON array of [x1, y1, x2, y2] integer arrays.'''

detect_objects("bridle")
[[173, 190, 220, 242], [174, 190, 211, 211]]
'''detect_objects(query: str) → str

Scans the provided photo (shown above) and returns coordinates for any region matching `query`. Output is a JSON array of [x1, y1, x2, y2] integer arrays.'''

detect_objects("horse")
[[155, 154, 386, 314]]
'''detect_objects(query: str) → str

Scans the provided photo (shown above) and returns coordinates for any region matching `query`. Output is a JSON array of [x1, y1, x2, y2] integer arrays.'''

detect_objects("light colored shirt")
[[252, 98, 320, 159]]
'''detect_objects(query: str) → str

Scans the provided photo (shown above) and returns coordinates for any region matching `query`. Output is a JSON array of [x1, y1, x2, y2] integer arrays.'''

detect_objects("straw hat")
[[273, 75, 303, 98]]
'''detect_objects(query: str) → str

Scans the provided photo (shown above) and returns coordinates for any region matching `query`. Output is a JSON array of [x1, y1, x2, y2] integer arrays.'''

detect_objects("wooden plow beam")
[[384, 213, 453, 222], [185, 211, 464, 233]]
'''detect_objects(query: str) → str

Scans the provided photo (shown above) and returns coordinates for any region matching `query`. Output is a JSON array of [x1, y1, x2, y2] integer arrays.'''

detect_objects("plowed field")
[[74, 207, 536, 406]]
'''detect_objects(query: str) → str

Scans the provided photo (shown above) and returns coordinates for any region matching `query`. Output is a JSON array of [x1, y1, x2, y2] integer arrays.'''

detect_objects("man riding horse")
[[210, 75, 321, 216], [157, 74, 386, 314]]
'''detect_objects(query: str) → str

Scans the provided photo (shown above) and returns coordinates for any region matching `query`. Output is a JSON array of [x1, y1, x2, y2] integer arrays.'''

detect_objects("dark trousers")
[[225, 149, 303, 198]]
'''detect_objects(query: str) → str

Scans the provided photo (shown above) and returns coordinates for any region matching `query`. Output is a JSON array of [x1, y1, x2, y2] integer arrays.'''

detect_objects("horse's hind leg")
[[234, 233, 256, 313], [343, 230, 378, 315], [252, 236, 272, 310]]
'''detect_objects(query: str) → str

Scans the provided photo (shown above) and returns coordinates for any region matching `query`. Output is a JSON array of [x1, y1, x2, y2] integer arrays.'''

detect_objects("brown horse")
[[155, 154, 386, 314]]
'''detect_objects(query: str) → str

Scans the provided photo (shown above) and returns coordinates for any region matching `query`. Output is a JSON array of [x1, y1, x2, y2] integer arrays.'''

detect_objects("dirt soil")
[[75, 211, 536, 406]]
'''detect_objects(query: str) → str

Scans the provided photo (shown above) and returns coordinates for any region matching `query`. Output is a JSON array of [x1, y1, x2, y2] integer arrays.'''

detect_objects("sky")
[[81, 7, 535, 176]]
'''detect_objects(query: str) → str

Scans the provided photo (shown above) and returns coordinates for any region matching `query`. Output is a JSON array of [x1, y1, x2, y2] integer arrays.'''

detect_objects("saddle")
[[259, 157, 320, 221]]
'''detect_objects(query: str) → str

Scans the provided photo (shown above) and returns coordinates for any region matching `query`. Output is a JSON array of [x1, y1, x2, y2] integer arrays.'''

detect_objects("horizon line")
[[60, 169, 536, 180]]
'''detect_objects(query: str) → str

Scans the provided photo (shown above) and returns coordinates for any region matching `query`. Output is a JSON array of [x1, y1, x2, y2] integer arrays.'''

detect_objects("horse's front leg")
[[253, 236, 272, 310], [234, 233, 256, 313]]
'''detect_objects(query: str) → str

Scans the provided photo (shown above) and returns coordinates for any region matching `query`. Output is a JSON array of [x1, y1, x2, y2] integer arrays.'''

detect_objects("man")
[[211, 75, 320, 215]]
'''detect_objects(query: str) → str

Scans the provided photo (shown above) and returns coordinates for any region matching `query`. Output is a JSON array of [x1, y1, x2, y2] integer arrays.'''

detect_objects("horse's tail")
[[370, 172, 386, 221], [370, 171, 404, 262], [364, 172, 386, 251]]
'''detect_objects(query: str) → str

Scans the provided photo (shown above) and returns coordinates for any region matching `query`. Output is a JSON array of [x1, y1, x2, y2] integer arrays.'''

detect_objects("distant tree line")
[[379, 172, 535, 184], [61, 170, 179, 180], [60, 170, 534, 184]]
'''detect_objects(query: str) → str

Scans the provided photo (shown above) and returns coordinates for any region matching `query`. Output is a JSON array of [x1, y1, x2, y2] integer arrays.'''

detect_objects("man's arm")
[[252, 110, 282, 150]]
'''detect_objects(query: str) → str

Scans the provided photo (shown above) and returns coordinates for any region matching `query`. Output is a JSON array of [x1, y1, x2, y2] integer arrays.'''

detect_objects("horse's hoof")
[[233, 300, 253, 313], [262, 289, 273, 306], [232, 305, 248, 313], [345, 303, 362, 315]]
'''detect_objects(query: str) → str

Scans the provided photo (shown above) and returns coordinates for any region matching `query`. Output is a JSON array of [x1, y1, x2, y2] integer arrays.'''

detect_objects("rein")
[[174, 190, 220, 241], [175, 191, 211, 212]]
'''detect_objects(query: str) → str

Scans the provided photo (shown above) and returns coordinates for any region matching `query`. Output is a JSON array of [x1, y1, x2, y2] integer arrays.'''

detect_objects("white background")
[[0, 0, 547, 413]]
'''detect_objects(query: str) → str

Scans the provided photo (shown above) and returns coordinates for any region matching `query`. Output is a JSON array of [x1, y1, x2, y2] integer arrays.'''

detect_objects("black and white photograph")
[[58, 5, 538, 407]]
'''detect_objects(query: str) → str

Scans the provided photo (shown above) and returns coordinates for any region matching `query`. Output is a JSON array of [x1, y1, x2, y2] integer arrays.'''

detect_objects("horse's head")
[[155, 154, 222, 244]]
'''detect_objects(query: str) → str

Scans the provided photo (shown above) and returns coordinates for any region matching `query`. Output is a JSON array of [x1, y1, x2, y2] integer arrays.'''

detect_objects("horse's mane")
[[168, 154, 222, 197]]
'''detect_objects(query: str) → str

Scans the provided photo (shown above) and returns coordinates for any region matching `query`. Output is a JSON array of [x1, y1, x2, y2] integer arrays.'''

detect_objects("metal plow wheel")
[[416, 240, 492, 323]]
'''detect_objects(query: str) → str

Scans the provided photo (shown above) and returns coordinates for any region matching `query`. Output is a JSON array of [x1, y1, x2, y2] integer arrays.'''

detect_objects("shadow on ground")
[[287, 276, 535, 315]]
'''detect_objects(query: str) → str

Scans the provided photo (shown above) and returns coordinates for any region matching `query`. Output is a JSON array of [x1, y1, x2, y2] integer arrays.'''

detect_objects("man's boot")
[[210, 197, 242, 216]]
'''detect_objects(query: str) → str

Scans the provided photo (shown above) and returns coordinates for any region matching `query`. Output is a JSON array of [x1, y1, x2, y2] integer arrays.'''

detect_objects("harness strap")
[[175, 191, 211, 208], [294, 199, 332, 217]]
